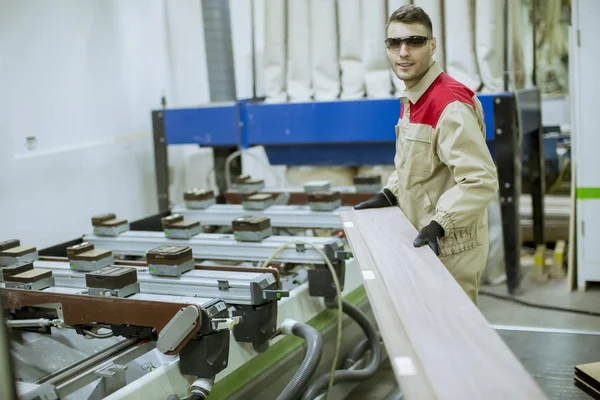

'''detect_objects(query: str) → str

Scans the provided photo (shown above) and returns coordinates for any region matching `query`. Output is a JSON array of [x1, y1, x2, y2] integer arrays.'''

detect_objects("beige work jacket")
[[385, 62, 499, 257]]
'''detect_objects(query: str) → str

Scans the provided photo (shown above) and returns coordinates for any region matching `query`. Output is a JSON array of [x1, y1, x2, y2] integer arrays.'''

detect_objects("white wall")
[[0, 0, 209, 249], [572, 0, 600, 288]]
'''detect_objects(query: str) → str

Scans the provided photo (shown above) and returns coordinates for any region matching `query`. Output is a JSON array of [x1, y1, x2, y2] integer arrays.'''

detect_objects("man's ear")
[[430, 37, 437, 57]]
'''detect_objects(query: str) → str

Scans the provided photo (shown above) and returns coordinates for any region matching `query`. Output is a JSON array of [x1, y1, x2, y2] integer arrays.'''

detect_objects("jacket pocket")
[[404, 125, 431, 143], [402, 125, 432, 178]]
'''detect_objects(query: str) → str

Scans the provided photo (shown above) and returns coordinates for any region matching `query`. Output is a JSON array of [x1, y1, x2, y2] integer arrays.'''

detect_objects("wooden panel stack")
[[575, 362, 600, 399], [340, 208, 547, 399]]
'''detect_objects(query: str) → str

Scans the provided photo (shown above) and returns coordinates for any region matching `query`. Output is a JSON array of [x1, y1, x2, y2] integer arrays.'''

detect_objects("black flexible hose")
[[301, 299, 382, 400], [342, 338, 369, 369], [277, 320, 324, 400]]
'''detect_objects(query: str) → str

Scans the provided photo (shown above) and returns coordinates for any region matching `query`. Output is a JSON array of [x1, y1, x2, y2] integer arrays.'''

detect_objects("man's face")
[[386, 21, 436, 88]]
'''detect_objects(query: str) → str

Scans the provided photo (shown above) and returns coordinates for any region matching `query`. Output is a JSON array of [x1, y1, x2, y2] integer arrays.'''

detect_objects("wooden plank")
[[575, 376, 600, 400], [340, 212, 435, 399], [340, 208, 547, 400], [576, 362, 600, 394]]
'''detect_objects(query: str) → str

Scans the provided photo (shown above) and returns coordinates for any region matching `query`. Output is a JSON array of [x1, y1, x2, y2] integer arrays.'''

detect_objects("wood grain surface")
[[340, 208, 547, 399]]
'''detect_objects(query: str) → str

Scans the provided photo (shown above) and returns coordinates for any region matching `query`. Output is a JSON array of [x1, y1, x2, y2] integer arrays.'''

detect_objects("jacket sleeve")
[[432, 101, 499, 235]]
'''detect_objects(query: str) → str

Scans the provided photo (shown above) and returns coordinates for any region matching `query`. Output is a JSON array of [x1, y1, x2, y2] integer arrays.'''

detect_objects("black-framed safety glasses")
[[384, 35, 432, 51]]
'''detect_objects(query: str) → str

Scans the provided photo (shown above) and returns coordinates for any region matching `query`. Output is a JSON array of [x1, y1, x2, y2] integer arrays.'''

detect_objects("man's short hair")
[[387, 5, 433, 35]]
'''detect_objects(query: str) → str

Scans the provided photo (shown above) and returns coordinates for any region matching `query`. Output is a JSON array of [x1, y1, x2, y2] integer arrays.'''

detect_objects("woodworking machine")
[[172, 203, 350, 229], [1, 262, 237, 399], [82, 213, 350, 299], [1, 208, 365, 399], [222, 175, 382, 207], [173, 182, 355, 229]]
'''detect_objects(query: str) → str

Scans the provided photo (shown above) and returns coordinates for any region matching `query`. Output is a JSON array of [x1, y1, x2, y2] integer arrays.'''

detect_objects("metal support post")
[[152, 111, 169, 212], [529, 115, 546, 247], [494, 95, 523, 294]]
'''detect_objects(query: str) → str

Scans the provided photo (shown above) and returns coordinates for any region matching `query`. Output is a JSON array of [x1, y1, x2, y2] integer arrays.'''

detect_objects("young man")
[[354, 5, 499, 304]]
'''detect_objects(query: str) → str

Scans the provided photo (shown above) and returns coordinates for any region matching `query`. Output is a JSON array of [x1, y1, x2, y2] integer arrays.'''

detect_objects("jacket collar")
[[400, 61, 443, 104]]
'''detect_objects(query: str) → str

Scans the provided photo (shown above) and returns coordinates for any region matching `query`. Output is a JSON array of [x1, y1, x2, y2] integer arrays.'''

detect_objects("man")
[[355, 5, 499, 304]]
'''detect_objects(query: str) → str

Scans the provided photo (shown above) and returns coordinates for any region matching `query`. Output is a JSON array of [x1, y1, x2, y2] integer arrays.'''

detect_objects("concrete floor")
[[346, 261, 600, 399]]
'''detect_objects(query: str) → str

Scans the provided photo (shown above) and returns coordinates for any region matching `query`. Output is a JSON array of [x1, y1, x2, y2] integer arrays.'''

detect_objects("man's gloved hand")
[[354, 189, 397, 210], [413, 221, 445, 256]]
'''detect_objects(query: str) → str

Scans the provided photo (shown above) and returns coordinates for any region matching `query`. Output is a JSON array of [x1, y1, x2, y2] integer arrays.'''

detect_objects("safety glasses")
[[384, 35, 432, 51]]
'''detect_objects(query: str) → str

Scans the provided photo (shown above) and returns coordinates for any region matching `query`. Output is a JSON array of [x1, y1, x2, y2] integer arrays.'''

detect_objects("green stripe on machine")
[[576, 188, 600, 199], [208, 285, 368, 400]]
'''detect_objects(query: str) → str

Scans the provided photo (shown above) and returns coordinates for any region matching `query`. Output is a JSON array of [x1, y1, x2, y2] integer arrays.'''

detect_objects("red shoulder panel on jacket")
[[410, 73, 475, 128]]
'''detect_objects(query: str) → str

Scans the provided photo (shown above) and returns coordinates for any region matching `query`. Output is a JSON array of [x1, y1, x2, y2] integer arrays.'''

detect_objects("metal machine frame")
[[150, 88, 545, 294]]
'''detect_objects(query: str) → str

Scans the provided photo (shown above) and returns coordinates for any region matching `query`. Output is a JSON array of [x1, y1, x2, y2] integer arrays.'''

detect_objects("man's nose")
[[398, 43, 409, 58]]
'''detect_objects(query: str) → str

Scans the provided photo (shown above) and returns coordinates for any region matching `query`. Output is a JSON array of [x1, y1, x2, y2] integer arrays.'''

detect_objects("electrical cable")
[[224, 149, 291, 189], [479, 290, 600, 317], [262, 240, 343, 400], [81, 329, 114, 339]]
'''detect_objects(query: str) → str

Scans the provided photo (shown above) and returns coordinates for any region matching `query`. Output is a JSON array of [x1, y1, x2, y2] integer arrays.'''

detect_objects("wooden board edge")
[[340, 210, 438, 399]]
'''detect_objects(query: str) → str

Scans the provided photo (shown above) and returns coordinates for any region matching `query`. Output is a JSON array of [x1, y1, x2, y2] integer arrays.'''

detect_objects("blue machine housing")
[[159, 94, 505, 166]]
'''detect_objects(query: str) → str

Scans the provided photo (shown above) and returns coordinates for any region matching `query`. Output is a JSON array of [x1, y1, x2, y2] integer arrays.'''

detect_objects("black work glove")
[[354, 188, 397, 210], [413, 221, 445, 256]]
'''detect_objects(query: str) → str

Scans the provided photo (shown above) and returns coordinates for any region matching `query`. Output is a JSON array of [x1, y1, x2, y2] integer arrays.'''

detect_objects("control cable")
[[262, 240, 343, 400]]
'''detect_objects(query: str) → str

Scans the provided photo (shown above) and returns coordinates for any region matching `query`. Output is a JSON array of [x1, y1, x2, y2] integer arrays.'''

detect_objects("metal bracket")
[[211, 316, 242, 331], [157, 305, 200, 353], [296, 243, 306, 253], [335, 250, 352, 261], [262, 289, 290, 301], [95, 364, 128, 396], [217, 279, 230, 291]]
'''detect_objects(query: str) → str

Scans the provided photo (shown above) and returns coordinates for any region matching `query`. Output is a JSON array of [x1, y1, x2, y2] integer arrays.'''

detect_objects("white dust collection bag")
[[510, 0, 529, 89], [263, 0, 287, 102], [413, 0, 445, 69], [165, 0, 209, 105], [310, 0, 340, 100], [387, 0, 412, 96], [338, 0, 365, 99], [475, 0, 504, 93], [362, 0, 393, 98], [287, 0, 312, 101], [483, 193, 507, 285], [444, 0, 482, 91]]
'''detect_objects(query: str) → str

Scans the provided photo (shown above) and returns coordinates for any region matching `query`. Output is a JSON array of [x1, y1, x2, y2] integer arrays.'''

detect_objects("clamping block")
[[232, 216, 273, 242], [303, 180, 332, 193], [243, 193, 274, 210], [0, 261, 34, 282], [353, 174, 382, 193], [67, 242, 114, 272], [4, 268, 55, 291], [184, 189, 216, 209], [86, 266, 140, 298], [235, 176, 265, 193], [161, 214, 202, 239], [91, 213, 130, 237], [146, 245, 195, 277], [0, 239, 39, 266], [308, 191, 342, 211]]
